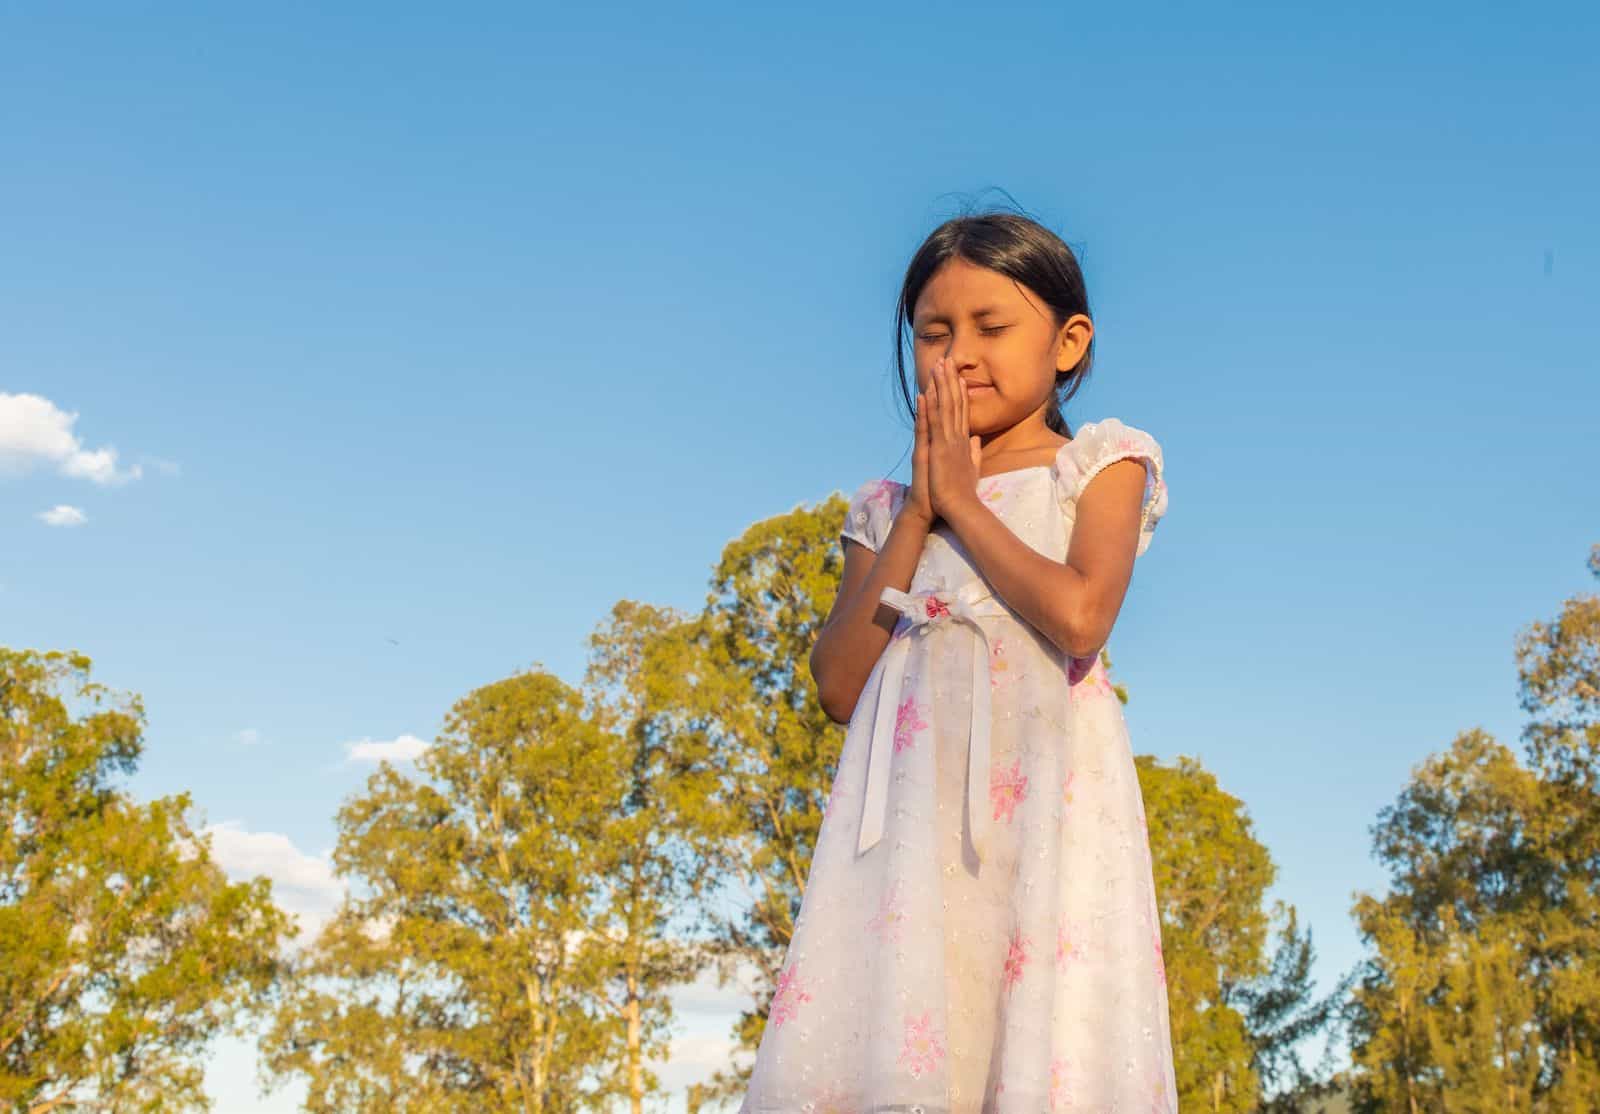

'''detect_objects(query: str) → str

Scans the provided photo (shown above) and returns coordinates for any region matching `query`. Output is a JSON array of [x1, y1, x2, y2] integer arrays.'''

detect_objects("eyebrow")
[[914, 306, 1008, 325]]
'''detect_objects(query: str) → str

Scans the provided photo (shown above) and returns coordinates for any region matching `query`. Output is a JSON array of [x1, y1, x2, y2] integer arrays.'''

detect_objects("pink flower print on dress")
[[989, 638, 1018, 695], [863, 478, 897, 514], [893, 695, 927, 754], [1057, 915, 1088, 969], [977, 479, 1005, 508], [1061, 769, 1077, 808], [923, 594, 951, 620], [990, 757, 1029, 823], [867, 879, 907, 944], [1148, 908, 1168, 987], [1048, 1056, 1075, 1112], [769, 962, 813, 1028], [1001, 928, 1032, 993], [897, 1009, 946, 1078]]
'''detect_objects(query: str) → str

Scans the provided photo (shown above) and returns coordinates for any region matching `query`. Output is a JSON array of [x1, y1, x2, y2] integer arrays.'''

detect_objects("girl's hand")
[[925, 356, 983, 520], [906, 390, 936, 528]]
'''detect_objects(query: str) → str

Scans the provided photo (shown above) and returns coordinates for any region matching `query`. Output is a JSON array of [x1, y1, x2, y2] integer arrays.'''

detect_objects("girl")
[[740, 211, 1177, 1113]]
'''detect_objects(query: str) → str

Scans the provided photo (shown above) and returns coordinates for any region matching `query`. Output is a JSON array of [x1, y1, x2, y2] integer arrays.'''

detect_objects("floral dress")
[[739, 418, 1178, 1114]]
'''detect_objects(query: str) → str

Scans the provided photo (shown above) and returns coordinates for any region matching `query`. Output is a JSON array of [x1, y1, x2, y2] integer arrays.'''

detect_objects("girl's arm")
[[809, 504, 931, 725], [939, 461, 1146, 659]]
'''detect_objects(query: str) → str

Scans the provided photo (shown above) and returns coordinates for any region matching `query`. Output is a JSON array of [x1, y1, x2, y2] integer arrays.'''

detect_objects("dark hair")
[[893, 207, 1093, 438]]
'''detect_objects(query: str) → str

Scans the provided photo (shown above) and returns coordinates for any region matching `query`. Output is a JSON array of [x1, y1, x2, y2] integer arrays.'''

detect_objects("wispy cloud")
[[234, 727, 265, 747], [343, 733, 430, 765], [650, 962, 761, 1096], [36, 504, 87, 527], [0, 391, 143, 486], [204, 821, 346, 946]]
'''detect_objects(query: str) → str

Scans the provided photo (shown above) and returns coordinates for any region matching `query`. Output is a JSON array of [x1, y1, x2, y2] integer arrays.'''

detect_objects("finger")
[[940, 361, 957, 442], [956, 371, 969, 435]]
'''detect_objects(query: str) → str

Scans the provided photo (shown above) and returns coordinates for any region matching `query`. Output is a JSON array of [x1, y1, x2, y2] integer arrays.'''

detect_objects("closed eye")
[[917, 326, 1011, 341]]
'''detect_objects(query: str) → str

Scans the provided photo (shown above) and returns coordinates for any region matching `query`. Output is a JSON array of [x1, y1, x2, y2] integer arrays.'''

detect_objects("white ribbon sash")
[[857, 580, 1010, 863]]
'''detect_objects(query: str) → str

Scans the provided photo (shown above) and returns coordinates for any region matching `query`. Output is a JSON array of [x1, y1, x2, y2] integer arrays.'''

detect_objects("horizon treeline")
[[4, 496, 1596, 1113]]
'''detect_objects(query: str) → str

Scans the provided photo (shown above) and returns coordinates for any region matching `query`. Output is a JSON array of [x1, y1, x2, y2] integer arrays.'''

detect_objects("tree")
[[1232, 903, 1356, 1113], [1346, 545, 1600, 1111], [623, 496, 852, 1102], [1118, 660, 1349, 1106], [1136, 753, 1273, 1113], [583, 601, 718, 1114], [0, 648, 292, 1113], [260, 667, 653, 1113]]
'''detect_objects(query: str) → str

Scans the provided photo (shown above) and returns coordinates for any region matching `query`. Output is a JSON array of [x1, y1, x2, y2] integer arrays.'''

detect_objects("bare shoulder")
[[1077, 456, 1149, 506], [1069, 458, 1147, 564]]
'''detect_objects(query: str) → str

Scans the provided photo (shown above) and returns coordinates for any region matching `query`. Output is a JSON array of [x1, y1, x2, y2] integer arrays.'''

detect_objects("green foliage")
[[1346, 548, 1600, 1111], [0, 648, 293, 1113], [1126, 747, 1349, 1112], [1137, 754, 1273, 1112], [583, 602, 720, 1114], [260, 667, 671, 1113], [1233, 904, 1356, 1113], [611, 494, 854, 1103]]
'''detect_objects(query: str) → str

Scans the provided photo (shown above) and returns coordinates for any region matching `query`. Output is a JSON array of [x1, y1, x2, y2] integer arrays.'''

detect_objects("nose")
[[939, 336, 981, 377]]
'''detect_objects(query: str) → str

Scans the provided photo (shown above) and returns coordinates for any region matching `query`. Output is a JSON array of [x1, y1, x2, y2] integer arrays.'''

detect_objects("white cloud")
[[654, 1031, 748, 1104], [645, 960, 763, 1105], [234, 727, 265, 747], [344, 733, 430, 765], [0, 392, 142, 485], [671, 957, 766, 1015], [37, 504, 87, 527], [204, 821, 346, 946]]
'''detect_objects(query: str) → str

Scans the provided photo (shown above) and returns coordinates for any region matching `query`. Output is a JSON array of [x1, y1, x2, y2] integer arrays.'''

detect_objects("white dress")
[[739, 418, 1179, 1114]]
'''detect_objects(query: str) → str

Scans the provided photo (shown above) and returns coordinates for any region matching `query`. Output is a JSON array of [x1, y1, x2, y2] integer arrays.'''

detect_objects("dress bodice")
[[911, 465, 1068, 600], [840, 417, 1169, 592]]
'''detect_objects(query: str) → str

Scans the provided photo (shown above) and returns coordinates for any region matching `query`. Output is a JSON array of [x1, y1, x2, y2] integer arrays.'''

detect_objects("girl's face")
[[910, 257, 1091, 438]]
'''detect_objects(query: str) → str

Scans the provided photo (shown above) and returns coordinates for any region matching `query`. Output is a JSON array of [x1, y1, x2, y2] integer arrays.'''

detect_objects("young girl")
[[739, 212, 1177, 1113]]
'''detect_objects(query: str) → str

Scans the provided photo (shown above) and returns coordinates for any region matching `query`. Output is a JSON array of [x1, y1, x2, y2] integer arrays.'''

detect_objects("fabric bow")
[[857, 580, 1009, 864]]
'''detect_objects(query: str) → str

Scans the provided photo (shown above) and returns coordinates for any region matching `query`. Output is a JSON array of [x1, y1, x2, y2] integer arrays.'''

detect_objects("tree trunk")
[[627, 967, 643, 1114]]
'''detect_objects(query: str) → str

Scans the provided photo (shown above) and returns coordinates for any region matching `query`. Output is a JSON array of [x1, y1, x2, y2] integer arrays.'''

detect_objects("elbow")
[[1055, 602, 1108, 660], [817, 685, 856, 727], [816, 679, 857, 726], [819, 692, 853, 727], [809, 641, 854, 725]]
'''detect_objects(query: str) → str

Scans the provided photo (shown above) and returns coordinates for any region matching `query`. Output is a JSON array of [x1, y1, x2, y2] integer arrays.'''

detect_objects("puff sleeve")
[[840, 477, 905, 553], [1051, 418, 1169, 557]]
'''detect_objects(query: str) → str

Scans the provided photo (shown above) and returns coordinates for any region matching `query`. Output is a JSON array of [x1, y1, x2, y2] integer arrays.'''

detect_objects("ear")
[[1054, 313, 1094, 373]]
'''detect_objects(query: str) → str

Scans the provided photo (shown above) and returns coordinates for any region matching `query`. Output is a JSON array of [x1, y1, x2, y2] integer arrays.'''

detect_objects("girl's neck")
[[977, 415, 1069, 467]]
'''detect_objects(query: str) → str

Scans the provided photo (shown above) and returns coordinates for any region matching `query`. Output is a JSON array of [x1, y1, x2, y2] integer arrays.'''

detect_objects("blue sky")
[[3, 2, 1596, 1109]]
